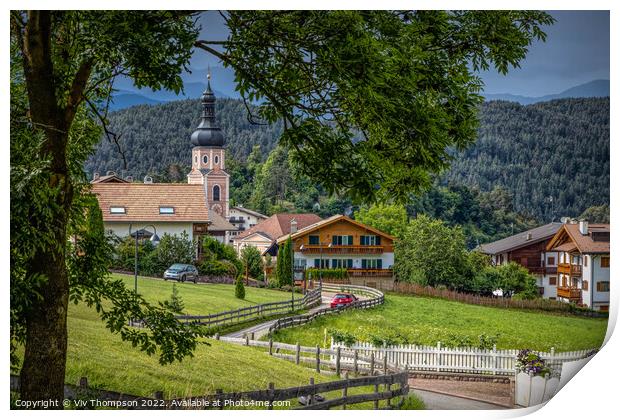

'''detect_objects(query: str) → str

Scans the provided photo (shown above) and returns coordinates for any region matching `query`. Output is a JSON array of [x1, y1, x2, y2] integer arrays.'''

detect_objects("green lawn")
[[64, 303, 338, 400], [60, 302, 401, 408], [271, 293, 608, 352], [113, 273, 295, 314]]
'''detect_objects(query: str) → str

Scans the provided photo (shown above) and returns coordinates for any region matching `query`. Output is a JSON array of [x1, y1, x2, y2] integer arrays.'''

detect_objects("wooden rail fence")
[[128, 288, 322, 330], [10, 371, 408, 410], [392, 283, 607, 317], [268, 283, 385, 335]]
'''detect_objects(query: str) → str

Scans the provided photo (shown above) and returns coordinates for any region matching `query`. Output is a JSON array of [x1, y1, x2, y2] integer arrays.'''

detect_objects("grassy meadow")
[[271, 292, 608, 352], [14, 274, 403, 408], [112, 273, 295, 314]]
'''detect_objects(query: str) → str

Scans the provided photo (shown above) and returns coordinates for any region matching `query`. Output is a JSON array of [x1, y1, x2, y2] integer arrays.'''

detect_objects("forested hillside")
[[85, 98, 282, 181], [446, 98, 609, 220], [85, 97, 609, 223]]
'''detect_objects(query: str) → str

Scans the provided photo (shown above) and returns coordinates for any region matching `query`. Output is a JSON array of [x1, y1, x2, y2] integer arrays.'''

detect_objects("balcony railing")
[[557, 286, 582, 300], [298, 245, 384, 255], [557, 263, 582, 276]]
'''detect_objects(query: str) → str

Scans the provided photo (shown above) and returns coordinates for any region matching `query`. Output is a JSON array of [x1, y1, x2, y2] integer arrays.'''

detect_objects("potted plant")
[[515, 349, 559, 407]]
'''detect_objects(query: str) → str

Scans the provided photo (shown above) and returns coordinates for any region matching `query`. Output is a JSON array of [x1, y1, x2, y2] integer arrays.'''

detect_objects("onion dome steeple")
[[190, 71, 225, 147]]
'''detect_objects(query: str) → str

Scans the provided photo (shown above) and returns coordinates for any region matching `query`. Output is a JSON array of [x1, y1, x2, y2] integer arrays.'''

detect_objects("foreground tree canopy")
[[10, 10, 552, 402], [198, 10, 554, 202]]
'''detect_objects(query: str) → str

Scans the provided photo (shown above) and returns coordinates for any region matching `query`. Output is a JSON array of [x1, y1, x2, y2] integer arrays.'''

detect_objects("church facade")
[[91, 76, 264, 254]]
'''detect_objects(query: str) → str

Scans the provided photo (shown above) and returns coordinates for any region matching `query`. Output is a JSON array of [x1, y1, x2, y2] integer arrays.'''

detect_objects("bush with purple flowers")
[[516, 349, 552, 376]]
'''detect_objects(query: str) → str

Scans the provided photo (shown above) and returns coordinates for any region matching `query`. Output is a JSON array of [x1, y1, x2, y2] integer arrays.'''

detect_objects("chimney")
[[579, 220, 589, 235], [143, 175, 153, 184], [526, 232, 532, 241], [290, 218, 298, 234], [93, 172, 100, 181]]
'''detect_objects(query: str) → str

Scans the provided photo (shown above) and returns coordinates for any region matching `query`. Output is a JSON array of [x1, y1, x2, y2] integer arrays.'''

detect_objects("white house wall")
[[104, 221, 194, 241], [592, 254, 610, 310], [292, 252, 395, 269]]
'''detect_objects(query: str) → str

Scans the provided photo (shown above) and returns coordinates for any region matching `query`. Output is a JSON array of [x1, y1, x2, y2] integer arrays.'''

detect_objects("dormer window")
[[110, 206, 126, 214], [159, 207, 175, 214]]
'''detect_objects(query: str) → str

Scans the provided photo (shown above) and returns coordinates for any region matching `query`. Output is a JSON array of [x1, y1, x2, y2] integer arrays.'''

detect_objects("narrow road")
[[224, 296, 332, 338], [411, 389, 510, 410], [224, 290, 368, 339]]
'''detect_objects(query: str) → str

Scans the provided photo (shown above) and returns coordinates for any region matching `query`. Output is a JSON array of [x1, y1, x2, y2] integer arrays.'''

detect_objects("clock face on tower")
[[211, 203, 223, 216]]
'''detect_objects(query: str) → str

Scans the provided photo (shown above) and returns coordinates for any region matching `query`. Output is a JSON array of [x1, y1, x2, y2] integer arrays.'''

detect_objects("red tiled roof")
[[236, 213, 322, 241], [92, 183, 210, 222], [561, 223, 610, 254], [276, 214, 396, 244]]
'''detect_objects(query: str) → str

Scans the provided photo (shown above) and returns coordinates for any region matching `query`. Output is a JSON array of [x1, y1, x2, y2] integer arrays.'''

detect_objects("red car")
[[330, 293, 358, 308]]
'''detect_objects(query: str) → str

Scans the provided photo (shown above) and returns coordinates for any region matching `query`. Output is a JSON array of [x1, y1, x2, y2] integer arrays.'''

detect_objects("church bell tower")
[[187, 73, 230, 218]]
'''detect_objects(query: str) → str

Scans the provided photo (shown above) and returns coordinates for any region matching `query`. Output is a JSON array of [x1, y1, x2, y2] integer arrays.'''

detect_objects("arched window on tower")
[[213, 185, 220, 201]]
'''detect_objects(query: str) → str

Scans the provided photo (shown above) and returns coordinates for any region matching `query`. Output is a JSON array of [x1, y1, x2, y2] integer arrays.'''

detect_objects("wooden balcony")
[[347, 268, 393, 277], [557, 263, 582, 276], [557, 286, 582, 301], [298, 245, 384, 255]]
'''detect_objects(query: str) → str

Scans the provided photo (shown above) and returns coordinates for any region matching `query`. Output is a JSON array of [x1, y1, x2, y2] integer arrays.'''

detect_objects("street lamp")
[[290, 219, 296, 312], [128, 223, 160, 294]]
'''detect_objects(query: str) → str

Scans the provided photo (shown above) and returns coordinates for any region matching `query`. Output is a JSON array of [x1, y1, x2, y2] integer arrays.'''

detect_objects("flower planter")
[[515, 371, 560, 407]]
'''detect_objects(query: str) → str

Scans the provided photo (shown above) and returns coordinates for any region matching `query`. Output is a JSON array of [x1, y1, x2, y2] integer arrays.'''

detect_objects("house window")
[[549, 276, 557, 286], [309, 235, 320, 245], [360, 235, 381, 246], [213, 185, 220, 201], [596, 281, 610, 292], [110, 206, 126, 214], [294, 259, 307, 269], [202, 155, 209, 164], [547, 256, 555, 266], [601, 256, 610, 268], [159, 207, 174, 214], [331, 259, 353, 268], [332, 235, 353, 246], [582, 281, 589, 291], [584, 256, 588, 267], [314, 259, 329, 269], [361, 259, 382, 269]]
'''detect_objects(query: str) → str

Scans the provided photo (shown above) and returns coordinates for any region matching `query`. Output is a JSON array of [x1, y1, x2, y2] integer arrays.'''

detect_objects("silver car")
[[163, 263, 199, 283]]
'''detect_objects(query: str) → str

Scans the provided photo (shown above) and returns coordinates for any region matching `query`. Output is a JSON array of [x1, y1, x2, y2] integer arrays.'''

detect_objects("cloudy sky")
[[191, 10, 610, 97]]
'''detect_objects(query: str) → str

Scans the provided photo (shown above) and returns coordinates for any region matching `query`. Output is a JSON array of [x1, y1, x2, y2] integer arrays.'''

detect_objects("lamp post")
[[128, 223, 160, 294], [290, 219, 296, 312]]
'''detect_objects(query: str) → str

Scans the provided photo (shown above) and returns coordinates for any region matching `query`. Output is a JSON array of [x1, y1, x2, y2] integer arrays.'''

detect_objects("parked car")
[[330, 293, 358, 308], [163, 264, 199, 283]]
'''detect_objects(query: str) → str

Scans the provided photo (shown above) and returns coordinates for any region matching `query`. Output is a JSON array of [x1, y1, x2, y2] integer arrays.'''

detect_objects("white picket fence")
[[332, 340, 595, 376]]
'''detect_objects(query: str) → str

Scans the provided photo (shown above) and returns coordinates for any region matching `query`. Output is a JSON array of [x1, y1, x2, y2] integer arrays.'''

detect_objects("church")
[[91, 76, 267, 257]]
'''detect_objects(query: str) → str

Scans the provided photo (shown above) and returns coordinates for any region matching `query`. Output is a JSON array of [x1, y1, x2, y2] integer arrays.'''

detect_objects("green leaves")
[[276, 237, 293, 287], [199, 10, 553, 202]]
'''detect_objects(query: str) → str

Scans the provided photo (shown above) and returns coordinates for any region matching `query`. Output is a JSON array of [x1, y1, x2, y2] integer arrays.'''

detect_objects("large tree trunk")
[[20, 240, 70, 405], [18, 11, 75, 406]]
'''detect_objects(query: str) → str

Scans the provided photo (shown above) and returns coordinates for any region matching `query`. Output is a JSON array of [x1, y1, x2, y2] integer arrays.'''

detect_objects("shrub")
[[235, 276, 246, 299], [199, 259, 234, 276], [399, 394, 425, 410], [328, 328, 357, 347], [306, 268, 348, 280], [478, 333, 500, 349], [164, 284, 185, 314]]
